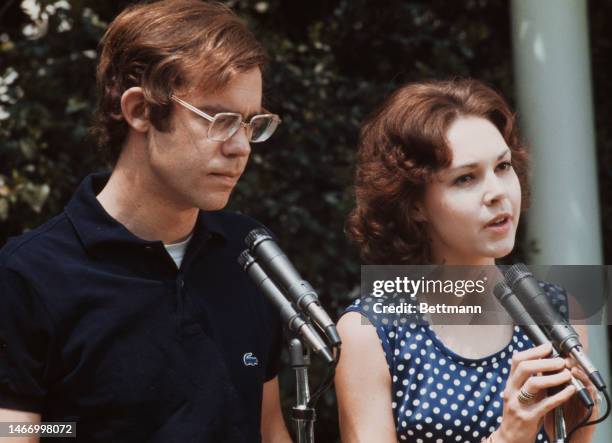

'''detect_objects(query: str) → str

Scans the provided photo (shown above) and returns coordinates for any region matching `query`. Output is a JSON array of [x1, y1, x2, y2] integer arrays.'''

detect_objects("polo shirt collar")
[[65, 172, 226, 253]]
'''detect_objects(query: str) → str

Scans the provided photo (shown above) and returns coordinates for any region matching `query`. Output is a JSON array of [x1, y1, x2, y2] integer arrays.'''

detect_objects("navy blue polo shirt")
[[0, 172, 282, 442]]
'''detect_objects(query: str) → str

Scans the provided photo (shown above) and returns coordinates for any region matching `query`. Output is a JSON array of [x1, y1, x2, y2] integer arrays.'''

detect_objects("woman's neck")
[[431, 248, 497, 266]]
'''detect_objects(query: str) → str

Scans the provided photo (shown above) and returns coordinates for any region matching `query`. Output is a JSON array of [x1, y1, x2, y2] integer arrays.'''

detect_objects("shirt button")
[[144, 246, 154, 252]]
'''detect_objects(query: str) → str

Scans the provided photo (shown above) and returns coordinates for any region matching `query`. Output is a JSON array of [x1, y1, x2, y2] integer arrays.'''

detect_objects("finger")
[[511, 358, 566, 389], [510, 343, 554, 376], [571, 367, 589, 383], [571, 367, 598, 393], [571, 368, 600, 408], [565, 357, 579, 369], [523, 369, 572, 394], [535, 385, 577, 416]]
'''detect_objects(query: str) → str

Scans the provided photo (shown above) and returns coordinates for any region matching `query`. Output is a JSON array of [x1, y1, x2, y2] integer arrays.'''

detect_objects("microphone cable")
[[566, 388, 610, 442], [307, 344, 341, 409]]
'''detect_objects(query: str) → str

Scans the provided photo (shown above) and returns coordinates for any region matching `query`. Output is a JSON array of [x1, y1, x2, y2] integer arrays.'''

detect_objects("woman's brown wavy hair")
[[346, 79, 530, 265]]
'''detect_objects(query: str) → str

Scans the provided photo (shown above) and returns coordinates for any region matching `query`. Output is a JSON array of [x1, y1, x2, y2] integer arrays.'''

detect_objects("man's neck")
[[96, 149, 198, 245]]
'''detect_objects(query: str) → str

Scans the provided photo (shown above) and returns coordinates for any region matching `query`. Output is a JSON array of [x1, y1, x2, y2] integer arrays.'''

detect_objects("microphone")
[[238, 250, 335, 364], [504, 263, 606, 391], [244, 228, 341, 347], [493, 281, 593, 407]]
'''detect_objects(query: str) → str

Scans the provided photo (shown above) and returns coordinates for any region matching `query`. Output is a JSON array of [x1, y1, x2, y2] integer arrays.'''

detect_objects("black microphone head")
[[493, 281, 512, 302], [237, 249, 256, 271], [245, 228, 272, 249], [504, 263, 532, 288]]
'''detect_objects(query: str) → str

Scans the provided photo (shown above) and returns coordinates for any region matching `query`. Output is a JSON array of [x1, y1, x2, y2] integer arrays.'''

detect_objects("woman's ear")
[[120, 87, 150, 133], [413, 203, 428, 223]]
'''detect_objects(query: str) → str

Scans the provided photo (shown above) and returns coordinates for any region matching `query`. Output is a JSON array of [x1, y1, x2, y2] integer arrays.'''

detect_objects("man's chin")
[[195, 193, 231, 212]]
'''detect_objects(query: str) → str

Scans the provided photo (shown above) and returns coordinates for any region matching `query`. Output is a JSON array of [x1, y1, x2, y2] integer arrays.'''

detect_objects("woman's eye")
[[453, 174, 473, 186], [497, 161, 512, 171]]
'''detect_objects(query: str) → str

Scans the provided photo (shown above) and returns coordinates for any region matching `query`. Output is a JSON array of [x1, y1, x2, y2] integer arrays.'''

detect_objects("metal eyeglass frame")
[[170, 95, 281, 142]]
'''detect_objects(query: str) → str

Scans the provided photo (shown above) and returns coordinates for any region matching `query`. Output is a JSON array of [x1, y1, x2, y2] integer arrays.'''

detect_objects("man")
[[0, 1, 291, 441]]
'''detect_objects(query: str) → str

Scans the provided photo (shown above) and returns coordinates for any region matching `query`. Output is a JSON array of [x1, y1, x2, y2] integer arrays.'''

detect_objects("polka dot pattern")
[[344, 281, 569, 442]]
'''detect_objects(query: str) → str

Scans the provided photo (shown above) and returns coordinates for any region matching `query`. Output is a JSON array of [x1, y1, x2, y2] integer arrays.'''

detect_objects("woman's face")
[[421, 116, 522, 265]]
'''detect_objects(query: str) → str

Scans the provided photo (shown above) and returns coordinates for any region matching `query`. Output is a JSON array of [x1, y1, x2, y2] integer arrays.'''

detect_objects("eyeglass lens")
[[208, 113, 242, 142], [209, 114, 279, 143], [249, 116, 279, 142]]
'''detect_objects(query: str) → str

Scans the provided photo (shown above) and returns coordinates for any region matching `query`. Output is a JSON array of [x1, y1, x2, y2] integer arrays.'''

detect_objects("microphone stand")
[[238, 245, 339, 443], [288, 334, 315, 443], [553, 407, 567, 443]]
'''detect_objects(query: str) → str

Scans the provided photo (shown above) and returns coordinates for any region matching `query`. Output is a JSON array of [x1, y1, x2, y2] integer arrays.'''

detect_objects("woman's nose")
[[482, 172, 506, 205]]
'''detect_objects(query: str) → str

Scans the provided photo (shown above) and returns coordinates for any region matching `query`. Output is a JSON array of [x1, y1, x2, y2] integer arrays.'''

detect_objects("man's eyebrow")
[[449, 149, 511, 172]]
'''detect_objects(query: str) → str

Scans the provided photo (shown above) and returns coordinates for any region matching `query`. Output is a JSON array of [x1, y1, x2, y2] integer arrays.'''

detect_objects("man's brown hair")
[[92, 0, 267, 166], [346, 79, 530, 265]]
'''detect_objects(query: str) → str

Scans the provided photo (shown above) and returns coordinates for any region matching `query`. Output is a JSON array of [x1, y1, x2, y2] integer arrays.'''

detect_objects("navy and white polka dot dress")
[[343, 281, 569, 443]]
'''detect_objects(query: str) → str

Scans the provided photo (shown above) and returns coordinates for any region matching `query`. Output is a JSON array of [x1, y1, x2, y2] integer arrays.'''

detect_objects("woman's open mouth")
[[484, 214, 511, 234]]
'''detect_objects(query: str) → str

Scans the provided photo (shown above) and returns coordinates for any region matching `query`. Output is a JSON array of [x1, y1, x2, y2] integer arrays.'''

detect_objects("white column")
[[511, 0, 611, 440]]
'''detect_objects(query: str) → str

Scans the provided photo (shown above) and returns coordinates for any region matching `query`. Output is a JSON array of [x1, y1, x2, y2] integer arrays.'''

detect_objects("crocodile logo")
[[243, 352, 259, 367]]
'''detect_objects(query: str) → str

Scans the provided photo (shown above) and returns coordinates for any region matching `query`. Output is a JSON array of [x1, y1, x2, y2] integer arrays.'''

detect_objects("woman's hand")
[[494, 343, 576, 443]]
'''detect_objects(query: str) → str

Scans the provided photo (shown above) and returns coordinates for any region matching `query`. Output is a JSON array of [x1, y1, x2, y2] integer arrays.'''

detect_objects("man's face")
[[146, 68, 262, 211]]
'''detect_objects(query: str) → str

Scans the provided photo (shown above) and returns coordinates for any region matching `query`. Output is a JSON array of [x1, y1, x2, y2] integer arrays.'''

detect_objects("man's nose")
[[222, 126, 251, 157]]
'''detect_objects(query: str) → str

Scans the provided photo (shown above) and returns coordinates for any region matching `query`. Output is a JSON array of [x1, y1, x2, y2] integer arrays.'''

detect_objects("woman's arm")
[[335, 312, 397, 443], [260, 376, 292, 443]]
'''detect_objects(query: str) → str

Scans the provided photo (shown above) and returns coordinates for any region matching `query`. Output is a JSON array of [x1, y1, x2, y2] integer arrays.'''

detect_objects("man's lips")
[[209, 172, 241, 186]]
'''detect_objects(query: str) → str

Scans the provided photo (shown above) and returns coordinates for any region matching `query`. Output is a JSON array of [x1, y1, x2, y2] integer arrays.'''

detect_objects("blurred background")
[[1, 0, 611, 441]]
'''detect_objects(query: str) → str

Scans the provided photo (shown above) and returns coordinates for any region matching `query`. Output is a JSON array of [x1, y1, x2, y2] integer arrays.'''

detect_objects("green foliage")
[[0, 0, 111, 234], [1, 1, 610, 441]]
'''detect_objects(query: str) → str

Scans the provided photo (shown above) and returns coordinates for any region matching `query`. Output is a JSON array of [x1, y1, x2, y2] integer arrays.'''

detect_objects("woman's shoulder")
[[342, 294, 419, 328], [340, 294, 423, 368]]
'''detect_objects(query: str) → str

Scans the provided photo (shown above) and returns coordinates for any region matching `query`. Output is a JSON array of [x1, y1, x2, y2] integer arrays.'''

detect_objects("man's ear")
[[120, 87, 150, 133]]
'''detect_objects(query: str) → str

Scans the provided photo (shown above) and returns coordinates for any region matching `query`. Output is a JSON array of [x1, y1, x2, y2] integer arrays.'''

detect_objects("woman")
[[335, 79, 598, 442]]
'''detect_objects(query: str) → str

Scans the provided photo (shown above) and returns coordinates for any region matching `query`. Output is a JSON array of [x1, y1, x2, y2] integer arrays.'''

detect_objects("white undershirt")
[[163, 233, 193, 269]]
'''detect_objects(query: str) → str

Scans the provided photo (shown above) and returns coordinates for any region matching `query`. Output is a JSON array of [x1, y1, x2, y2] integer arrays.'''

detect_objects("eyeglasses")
[[170, 95, 281, 143]]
